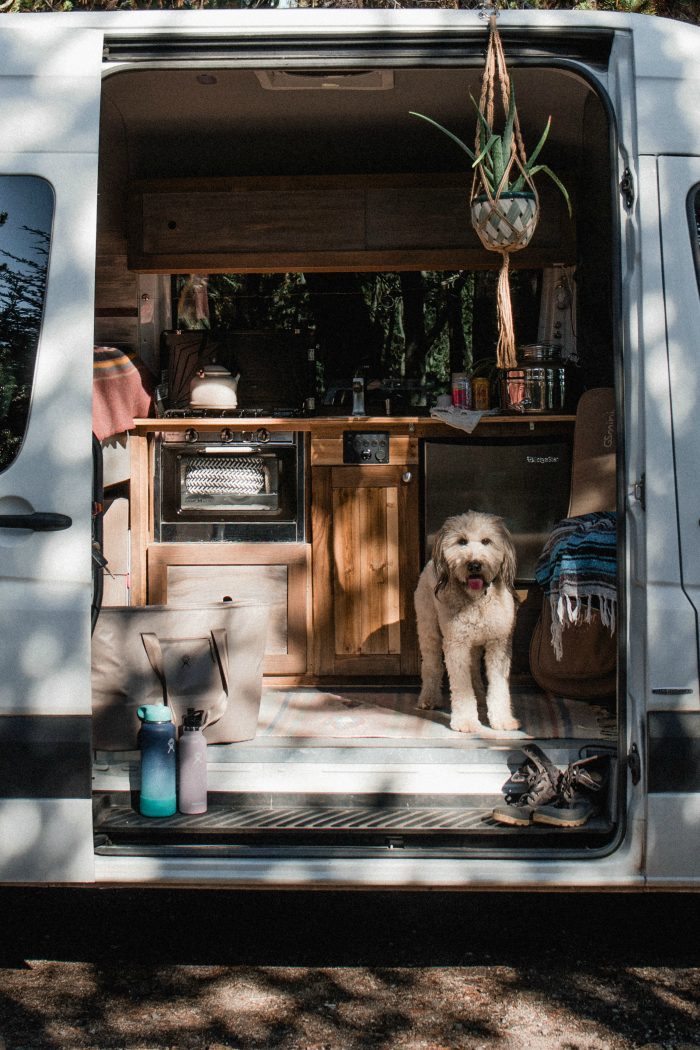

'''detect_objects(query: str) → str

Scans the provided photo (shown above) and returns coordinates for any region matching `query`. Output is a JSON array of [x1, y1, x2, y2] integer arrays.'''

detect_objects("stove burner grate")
[[163, 407, 302, 419]]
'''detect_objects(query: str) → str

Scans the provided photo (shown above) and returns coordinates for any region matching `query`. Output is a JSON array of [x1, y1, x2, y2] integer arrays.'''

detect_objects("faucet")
[[352, 374, 366, 416]]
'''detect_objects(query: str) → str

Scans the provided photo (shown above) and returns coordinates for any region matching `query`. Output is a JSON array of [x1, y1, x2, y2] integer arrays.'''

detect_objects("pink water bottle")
[[178, 708, 208, 815]]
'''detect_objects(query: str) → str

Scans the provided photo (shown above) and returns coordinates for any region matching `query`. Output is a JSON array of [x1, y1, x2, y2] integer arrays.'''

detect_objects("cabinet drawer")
[[147, 543, 309, 676]]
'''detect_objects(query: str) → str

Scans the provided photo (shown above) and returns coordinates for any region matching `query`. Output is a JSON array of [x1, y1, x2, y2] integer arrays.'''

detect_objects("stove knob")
[[184, 428, 199, 444], [256, 427, 270, 444], [220, 427, 234, 443]]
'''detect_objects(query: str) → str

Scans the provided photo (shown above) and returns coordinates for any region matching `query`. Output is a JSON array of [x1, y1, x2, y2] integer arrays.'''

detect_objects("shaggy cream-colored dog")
[[414, 510, 519, 733]]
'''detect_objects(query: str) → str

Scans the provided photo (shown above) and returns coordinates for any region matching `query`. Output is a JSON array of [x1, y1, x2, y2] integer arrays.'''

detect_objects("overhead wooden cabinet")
[[127, 174, 574, 273], [312, 464, 420, 678]]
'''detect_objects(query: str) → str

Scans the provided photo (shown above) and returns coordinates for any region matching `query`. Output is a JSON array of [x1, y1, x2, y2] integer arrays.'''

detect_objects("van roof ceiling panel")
[[102, 65, 595, 181]]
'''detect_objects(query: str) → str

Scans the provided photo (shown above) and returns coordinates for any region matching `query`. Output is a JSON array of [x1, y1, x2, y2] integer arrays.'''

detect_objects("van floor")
[[93, 686, 618, 852]]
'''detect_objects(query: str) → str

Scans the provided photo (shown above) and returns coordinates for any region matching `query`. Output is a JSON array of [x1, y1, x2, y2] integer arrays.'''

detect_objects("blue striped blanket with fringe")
[[535, 512, 617, 660]]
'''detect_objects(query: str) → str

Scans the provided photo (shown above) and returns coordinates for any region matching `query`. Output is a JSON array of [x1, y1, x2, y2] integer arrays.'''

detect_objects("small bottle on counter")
[[471, 376, 491, 411], [451, 372, 471, 409]]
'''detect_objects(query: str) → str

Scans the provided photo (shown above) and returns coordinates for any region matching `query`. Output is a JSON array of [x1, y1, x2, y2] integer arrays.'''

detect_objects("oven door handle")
[[201, 446, 259, 454]]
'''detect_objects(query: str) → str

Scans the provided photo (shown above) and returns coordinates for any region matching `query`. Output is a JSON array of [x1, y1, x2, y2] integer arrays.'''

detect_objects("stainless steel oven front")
[[155, 428, 305, 542]]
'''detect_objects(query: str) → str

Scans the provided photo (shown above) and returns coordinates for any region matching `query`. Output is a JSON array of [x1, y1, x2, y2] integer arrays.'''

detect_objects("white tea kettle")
[[189, 364, 240, 410]]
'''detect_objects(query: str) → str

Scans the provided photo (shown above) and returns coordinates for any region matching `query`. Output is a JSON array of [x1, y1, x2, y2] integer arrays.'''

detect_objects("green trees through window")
[[0, 177, 53, 473]]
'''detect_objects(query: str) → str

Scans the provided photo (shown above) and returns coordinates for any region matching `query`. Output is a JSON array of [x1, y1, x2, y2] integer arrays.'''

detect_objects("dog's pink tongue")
[[468, 577, 485, 591]]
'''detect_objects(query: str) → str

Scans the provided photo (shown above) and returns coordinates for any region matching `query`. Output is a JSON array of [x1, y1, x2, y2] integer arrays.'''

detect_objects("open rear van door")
[[0, 23, 103, 882], [645, 156, 700, 885]]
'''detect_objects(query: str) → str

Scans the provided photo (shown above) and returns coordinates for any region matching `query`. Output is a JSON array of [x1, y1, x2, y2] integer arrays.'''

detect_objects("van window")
[[173, 269, 543, 398], [0, 176, 54, 473]]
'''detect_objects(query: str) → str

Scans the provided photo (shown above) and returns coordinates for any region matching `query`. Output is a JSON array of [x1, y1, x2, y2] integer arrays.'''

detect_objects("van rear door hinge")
[[627, 743, 641, 785], [620, 168, 635, 211]]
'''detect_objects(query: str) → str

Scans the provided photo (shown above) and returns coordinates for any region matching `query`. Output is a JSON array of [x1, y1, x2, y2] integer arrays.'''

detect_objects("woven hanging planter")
[[471, 191, 538, 252], [470, 14, 540, 370]]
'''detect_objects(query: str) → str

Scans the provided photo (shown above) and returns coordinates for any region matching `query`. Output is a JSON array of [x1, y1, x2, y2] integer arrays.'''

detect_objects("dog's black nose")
[[467, 560, 482, 573]]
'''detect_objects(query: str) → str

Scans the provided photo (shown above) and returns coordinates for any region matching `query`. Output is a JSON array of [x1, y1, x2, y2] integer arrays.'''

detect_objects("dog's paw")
[[449, 715, 487, 734], [417, 692, 442, 711], [488, 715, 521, 732]]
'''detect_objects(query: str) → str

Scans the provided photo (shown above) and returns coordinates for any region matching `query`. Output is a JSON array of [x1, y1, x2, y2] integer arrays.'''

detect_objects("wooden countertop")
[[132, 414, 576, 436]]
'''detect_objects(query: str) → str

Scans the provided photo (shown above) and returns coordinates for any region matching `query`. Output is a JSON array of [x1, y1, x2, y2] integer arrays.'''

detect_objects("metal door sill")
[[94, 792, 615, 853]]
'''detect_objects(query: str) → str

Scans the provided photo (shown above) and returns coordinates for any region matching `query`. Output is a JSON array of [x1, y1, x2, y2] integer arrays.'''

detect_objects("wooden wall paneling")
[[96, 104, 139, 347]]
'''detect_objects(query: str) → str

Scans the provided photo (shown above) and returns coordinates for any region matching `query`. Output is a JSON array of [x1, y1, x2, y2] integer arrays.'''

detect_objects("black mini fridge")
[[421, 436, 572, 582]]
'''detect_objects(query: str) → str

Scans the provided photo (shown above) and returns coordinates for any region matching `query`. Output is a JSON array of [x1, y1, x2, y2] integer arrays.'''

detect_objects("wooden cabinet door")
[[147, 543, 309, 676], [312, 465, 420, 677]]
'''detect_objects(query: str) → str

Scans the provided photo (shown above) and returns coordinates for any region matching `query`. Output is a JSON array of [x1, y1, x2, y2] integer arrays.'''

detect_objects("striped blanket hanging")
[[535, 512, 617, 661], [93, 345, 153, 440]]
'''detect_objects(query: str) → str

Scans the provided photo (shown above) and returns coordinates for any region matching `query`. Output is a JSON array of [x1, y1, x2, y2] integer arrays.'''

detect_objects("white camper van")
[[0, 7, 699, 891]]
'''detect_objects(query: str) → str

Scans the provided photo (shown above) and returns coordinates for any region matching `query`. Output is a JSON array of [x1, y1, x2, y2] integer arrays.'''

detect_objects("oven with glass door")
[[155, 427, 305, 542]]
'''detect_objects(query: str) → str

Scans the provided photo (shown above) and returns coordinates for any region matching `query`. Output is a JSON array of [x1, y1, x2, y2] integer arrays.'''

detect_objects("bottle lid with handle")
[[137, 704, 173, 723], [183, 708, 206, 731]]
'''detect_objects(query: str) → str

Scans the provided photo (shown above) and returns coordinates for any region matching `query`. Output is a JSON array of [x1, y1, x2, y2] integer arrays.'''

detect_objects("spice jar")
[[471, 376, 490, 411]]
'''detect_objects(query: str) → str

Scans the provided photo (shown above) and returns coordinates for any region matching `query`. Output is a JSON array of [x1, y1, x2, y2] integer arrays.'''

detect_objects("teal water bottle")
[[137, 704, 177, 817]]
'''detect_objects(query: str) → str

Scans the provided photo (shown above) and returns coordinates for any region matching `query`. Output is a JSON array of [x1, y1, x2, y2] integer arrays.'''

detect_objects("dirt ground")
[[0, 889, 698, 1050]]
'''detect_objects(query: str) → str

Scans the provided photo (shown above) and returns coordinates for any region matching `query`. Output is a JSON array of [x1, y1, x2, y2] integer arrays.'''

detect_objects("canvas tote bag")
[[91, 601, 269, 749]]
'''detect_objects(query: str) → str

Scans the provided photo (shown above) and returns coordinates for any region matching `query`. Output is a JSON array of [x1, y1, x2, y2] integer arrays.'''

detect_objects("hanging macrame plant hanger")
[[470, 10, 540, 370]]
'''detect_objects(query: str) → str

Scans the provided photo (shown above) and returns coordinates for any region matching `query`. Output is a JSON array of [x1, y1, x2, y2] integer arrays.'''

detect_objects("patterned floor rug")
[[257, 688, 616, 741]]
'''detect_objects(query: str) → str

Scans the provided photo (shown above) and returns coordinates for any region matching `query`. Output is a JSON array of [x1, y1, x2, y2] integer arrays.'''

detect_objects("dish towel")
[[430, 406, 499, 434], [93, 346, 153, 441], [535, 511, 617, 660]]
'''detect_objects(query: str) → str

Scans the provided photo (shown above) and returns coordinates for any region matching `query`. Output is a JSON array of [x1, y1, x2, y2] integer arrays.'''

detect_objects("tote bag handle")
[[140, 629, 230, 726]]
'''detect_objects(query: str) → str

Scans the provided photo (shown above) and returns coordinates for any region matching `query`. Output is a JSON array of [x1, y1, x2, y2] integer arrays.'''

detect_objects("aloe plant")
[[409, 78, 571, 217]]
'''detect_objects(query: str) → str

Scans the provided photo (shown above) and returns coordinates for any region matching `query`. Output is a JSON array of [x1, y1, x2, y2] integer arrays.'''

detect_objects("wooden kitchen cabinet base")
[[312, 464, 420, 678], [147, 543, 310, 676]]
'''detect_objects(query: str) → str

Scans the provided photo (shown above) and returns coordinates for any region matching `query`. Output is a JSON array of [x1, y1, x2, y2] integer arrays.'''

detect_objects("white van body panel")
[[0, 27, 103, 883], [0, 800, 94, 884], [0, 10, 698, 889], [657, 156, 700, 647], [635, 158, 699, 704], [643, 155, 700, 883]]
